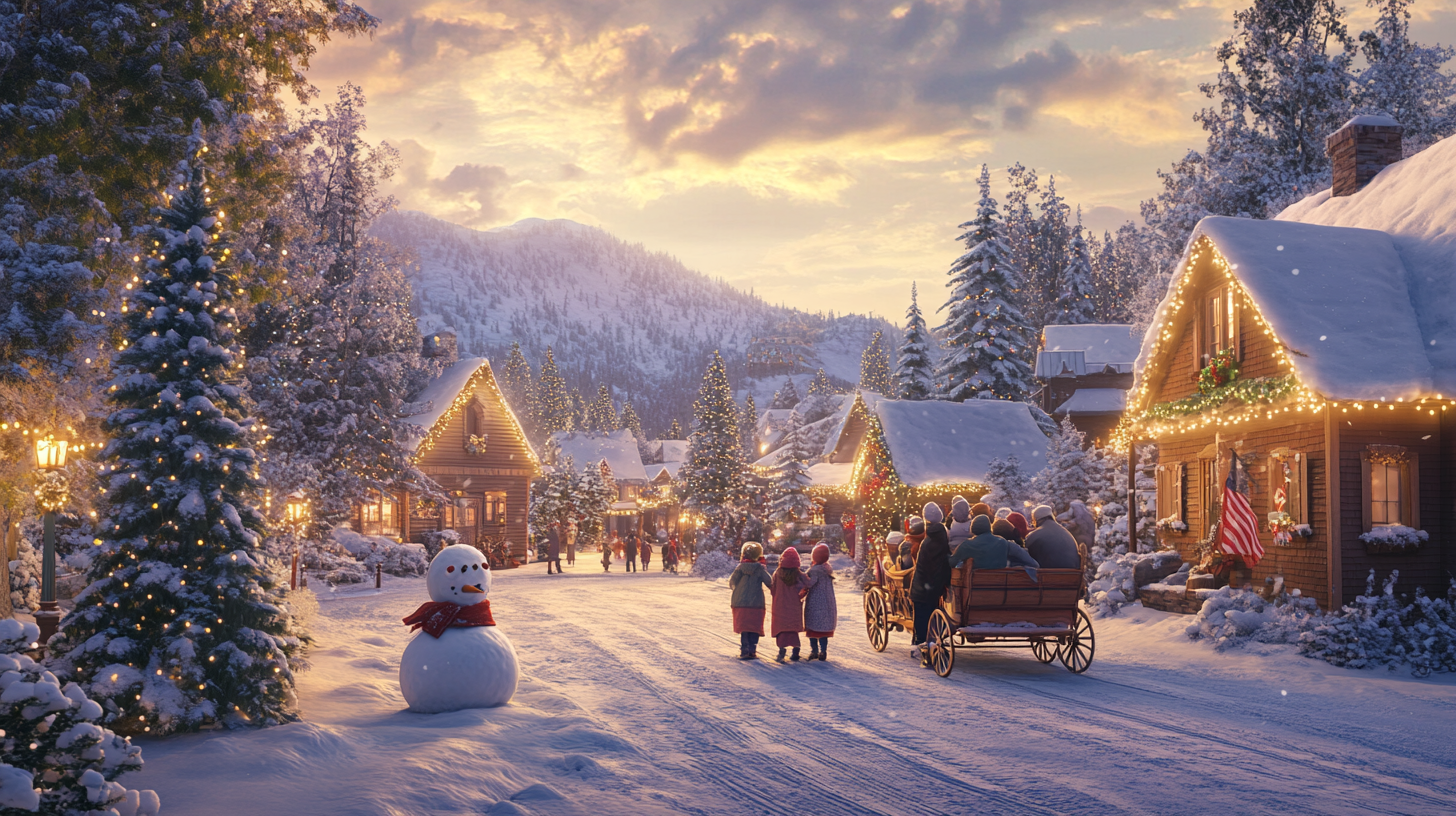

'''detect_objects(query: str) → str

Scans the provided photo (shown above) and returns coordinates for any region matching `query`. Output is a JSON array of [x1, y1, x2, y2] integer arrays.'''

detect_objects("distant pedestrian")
[[545, 523, 563, 575], [664, 537, 680, 573], [623, 531, 638, 573], [770, 547, 807, 662], [801, 542, 837, 661], [640, 535, 653, 570], [729, 542, 772, 660], [601, 537, 613, 572], [566, 524, 577, 566]]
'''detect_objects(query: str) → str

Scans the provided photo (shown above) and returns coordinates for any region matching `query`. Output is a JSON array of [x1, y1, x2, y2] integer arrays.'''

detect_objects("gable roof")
[[551, 430, 649, 483], [1037, 324, 1139, 377], [874, 399, 1050, 487], [1277, 133, 1456, 395], [1132, 216, 1433, 406], [403, 357, 537, 463]]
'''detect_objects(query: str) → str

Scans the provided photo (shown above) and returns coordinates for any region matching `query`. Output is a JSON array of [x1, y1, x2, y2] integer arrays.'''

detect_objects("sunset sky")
[[308, 0, 1456, 321]]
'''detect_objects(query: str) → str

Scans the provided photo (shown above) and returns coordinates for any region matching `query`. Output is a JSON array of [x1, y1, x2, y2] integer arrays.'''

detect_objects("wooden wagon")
[[862, 553, 915, 652]]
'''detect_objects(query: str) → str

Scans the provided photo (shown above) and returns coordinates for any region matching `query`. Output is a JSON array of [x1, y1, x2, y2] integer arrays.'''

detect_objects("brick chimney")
[[1326, 115, 1403, 197]]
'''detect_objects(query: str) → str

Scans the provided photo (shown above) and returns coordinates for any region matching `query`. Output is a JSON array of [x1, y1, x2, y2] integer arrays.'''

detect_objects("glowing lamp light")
[[35, 437, 68, 470], [284, 499, 309, 523]]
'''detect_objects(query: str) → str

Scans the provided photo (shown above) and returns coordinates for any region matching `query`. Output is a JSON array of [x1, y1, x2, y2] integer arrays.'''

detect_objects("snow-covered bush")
[[1086, 552, 1139, 618], [1300, 571, 1456, 675], [691, 550, 737, 580], [0, 620, 159, 815], [1185, 587, 1322, 651], [419, 529, 460, 559], [363, 542, 429, 577], [1357, 525, 1427, 552], [9, 538, 41, 613]]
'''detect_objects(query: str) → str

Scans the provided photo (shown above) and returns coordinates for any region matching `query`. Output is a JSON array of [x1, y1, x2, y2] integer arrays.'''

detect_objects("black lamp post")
[[34, 436, 69, 646]]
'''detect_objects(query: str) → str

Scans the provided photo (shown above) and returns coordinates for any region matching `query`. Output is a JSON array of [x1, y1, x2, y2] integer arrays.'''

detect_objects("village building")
[[354, 356, 538, 564], [1126, 115, 1454, 610], [551, 430, 652, 537], [1034, 324, 1139, 446]]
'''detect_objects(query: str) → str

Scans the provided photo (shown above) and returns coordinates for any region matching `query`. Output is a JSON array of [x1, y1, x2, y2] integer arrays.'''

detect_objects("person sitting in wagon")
[[948, 515, 1039, 572], [1024, 505, 1083, 570]]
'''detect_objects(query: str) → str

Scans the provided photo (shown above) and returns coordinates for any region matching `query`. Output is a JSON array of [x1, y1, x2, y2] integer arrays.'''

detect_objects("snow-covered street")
[[133, 561, 1456, 816]]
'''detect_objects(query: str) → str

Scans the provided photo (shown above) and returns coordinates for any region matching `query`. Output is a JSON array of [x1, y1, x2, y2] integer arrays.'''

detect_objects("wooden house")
[[358, 357, 538, 563], [551, 430, 652, 536], [1035, 324, 1139, 446], [1126, 116, 1455, 609]]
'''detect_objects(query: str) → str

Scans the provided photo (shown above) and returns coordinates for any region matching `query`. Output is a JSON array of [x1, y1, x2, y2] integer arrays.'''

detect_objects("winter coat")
[[909, 523, 952, 603], [641, 541, 653, 562], [950, 516, 1039, 571], [770, 572, 806, 636], [1025, 518, 1083, 570], [728, 561, 772, 608], [624, 534, 638, 559], [992, 518, 1024, 547], [601, 544, 613, 566], [947, 498, 972, 552], [546, 527, 562, 560], [801, 563, 837, 633]]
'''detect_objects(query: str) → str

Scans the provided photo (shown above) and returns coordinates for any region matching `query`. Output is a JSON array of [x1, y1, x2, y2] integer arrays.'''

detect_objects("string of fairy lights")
[[1110, 236, 1456, 453], [412, 360, 539, 471]]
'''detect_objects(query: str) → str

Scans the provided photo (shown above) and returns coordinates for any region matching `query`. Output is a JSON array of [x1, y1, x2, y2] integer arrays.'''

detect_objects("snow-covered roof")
[[657, 440, 688, 464], [1054, 388, 1127, 415], [401, 357, 535, 463], [550, 430, 649, 483], [646, 462, 681, 482], [1276, 133, 1456, 396], [807, 462, 852, 488], [1135, 216, 1432, 403], [874, 399, 1051, 486], [1036, 325, 1139, 377]]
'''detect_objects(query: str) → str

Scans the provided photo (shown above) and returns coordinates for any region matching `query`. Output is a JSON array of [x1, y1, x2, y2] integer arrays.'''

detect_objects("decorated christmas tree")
[[680, 352, 748, 527], [1052, 220, 1097, 325], [859, 331, 894, 396], [739, 393, 759, 455], [51, 134, 304, 735], [936, 165, 1036, 402], [766, 414, 814, 523], [895, 283, 935, 401], [585, 385, 618, 433], [808, 368, 835, 397], [665, 418, 685, 440], [770, 377, 801, 409], [534, 347, 573, 436]]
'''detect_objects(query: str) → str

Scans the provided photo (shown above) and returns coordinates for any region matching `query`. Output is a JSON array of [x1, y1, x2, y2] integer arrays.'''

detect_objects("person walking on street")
[[545, 522, 563, 575], [770, 547, 808, 662], [640, 534, 653, 571], [729, 542, 772, 659], [623, 531, 638, 573], [566, 523, 577, 566], [601, 536, 613, 572], [801, 542, 837, 661]]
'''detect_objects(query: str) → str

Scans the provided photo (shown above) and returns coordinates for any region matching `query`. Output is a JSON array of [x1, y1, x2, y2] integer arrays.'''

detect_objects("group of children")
[[727, 541, 838, 662]]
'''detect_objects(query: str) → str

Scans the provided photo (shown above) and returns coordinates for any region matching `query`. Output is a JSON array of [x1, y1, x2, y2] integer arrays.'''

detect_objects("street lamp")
[[34, 436, 69, 647], [284, 495, 309, 590]]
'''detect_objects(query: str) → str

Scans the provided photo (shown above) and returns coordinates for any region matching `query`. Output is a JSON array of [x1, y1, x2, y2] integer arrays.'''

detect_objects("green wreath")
[[1198, 347, 1240, 394]]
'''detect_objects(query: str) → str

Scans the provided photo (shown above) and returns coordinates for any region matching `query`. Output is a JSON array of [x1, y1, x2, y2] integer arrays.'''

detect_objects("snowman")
[[399, 544, 519, 712]]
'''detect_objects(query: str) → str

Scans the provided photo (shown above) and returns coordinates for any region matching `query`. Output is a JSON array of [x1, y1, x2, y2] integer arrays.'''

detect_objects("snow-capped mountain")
[[372, 211, 895, 432]]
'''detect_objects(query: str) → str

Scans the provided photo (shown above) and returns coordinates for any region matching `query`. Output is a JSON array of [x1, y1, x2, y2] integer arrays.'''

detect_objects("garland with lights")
[[412, 362, 538, 471], [1198, 347, 1240, 393], [849, 403, 985, 539]]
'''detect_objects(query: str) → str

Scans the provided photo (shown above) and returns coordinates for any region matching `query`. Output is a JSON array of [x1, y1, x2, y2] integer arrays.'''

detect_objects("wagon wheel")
[[1030, 638, 1059, 664], [864, 589, 889, 652], [927, 609, 955, 678], [1059, 608, 1095, 674]]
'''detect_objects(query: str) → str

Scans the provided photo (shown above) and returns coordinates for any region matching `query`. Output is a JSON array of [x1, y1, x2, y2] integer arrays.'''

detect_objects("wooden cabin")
[[552, 430, 652, 537], [1035, 324, 1138, 447], [1129, 116, 1455, 609], [360, 357, 538, 564]]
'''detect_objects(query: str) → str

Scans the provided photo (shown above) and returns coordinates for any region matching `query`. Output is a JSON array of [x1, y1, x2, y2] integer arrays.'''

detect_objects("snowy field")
[[132, 558, 1456, 816]]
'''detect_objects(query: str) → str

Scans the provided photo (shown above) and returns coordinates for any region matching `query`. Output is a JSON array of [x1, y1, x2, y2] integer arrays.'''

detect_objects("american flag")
[[1219, 449, 1263, 568]]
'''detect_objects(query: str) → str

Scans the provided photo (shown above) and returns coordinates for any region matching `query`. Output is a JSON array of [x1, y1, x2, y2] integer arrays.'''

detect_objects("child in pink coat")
[[770, 547, 807, 662]]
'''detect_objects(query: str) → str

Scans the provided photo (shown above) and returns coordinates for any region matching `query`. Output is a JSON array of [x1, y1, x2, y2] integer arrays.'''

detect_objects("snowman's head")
[[427, 544, 491, 604]]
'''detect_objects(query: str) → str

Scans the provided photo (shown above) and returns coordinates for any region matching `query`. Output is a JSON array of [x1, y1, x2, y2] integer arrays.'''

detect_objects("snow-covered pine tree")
[[808, 369, 835, 397], [1033, 176, 1072, 328], [767, 414, 814, 523], [1356, 0, 1456, 155], [1003, 163, 1040, 309], [1031, 417, 1108, 514], [936, 166, 1036, 402], [498, 342, 535, 423], [618, 400, 648, 460], [739, 394, 759, 456], [51, 135, 303, 735], [529, 456, 576, 534], [680, 352, 748, 525], [770, 378, 801, 409], [585, 385, 618, 433], [1053, 219, 1097, 325], [895, 283, 935, 401], [858, 331, 894, 396], [535, 347, 573, 436], [666, 419, 685, 440], [981, 456, 1035, 512], [574, 460, 615, 548]]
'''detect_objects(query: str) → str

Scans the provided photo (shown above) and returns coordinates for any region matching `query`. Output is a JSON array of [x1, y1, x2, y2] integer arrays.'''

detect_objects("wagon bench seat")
[[955, 625, 1071, 638]]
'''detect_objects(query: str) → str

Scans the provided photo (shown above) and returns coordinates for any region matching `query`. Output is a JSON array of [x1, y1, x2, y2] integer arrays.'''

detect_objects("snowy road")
[[136, 558, 1456, 816]]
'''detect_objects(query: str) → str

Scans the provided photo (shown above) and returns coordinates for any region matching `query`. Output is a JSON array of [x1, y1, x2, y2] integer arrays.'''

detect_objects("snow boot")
[[818, 645, 828, 661], [776, 648, 787, 663], [738, 647, 753, 660], [790, 647, 801, 662], [807, 647, 820, 661]]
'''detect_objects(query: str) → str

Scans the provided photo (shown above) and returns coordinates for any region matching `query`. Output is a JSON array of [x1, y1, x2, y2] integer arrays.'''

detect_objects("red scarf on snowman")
[[403, 600, 496, 638]]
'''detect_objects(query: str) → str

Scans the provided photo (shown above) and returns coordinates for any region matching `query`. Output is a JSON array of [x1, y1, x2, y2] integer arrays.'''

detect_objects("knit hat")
[[779, 547, 802, 569], [1032, 504, 1055, 523], [886, 531, 905, 547], [907, 516, 925, 535], [951, 497, 970, 523], [971, 515, 992, 535], [992, 518, 1018, 541], [994, 507, 1012, 520], [970, 502, 993, 519], [811, 542, 830, 565], [1007, 511, 1030, 540], [898, 541, 913, 557], [922, 502, 945, 525], [741, 542, 763, 561]]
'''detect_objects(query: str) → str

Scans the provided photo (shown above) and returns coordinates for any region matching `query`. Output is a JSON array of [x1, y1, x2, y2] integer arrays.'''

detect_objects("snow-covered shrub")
[[1357, 525, 1427, 552], [323, 565, 368, 586], [9, 538, 41, 613], [1300, 571, 1456, 674], [419, 529, 460, 559], [1086, 552, 1139, 618], [691, 550, 737, 580], [0, 620, 159, 815], [363, 542, 429, 577], [1185, 587, 1322, 651]]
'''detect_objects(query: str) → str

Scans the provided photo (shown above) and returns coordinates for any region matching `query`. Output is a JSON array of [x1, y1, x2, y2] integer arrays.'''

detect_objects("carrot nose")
[[462, 584, 485, 594]]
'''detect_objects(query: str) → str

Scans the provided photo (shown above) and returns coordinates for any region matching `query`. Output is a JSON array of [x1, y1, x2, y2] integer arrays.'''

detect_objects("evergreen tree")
[[619, 400, 645, 443], [858, 331, 894, 396], [680, 352, 748, 523], [1053, 220, 1097, 325], [739, 394, 759, 456], [585, 385, 618, 433], [981, 456, 1035, 512], [1031, 417, 1108, 514], [1003, 163, 1040, 310], [1356, 0, 1456, 155], [575, 460, 615, 547], [535, 347, 573, 435], [1033, 176, 1072, 327], [936, 166, 1036, 402], [1090, 223, 1158, 326], [529, 456, 576, 532], [808, 368, 835, 397], [767, 414, 814, 522], [51, 136, 303, 735], [895, 283, 935, 401], [666, 419, 685, 440], [498, 342, 535, 422], [770, 377, 801, 409]]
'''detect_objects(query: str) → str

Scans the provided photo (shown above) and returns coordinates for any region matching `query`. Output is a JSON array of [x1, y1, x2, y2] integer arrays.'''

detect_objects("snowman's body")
[[399, 545, 519, 712]]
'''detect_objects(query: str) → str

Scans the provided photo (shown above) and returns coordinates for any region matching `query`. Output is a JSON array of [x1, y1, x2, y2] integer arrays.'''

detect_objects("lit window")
[[1370, 461, 1402, 526]]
